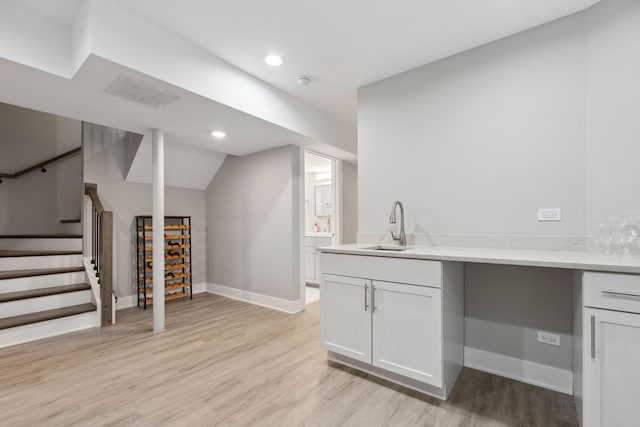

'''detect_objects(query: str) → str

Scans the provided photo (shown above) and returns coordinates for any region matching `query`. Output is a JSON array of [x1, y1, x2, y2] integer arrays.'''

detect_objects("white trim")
[[191, 282, 208, 294], [0, 311, 96, 349], [297, 147, 306, 312], [115, 283, 209, 311], [207, 283, 303, 314], [115, 294, 137, 310], [464, 346, 573, 395]]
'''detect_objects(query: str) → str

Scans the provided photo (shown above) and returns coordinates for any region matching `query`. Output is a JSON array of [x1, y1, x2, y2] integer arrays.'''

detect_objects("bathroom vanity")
[[305, 233, 334, 285], [319, 244, 640, 427]]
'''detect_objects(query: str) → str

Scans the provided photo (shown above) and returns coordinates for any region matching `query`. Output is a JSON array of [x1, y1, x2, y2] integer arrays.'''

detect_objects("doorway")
[[303, 151, 337, 304]]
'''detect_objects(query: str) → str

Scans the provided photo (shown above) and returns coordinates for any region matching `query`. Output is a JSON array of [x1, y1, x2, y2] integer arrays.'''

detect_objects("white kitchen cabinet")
[[319, 253, 463, 400], [581, 272, 640, 427], [372, 280, 442, 386], [320, 274, 371, 363], [583, 308, 640, 427]]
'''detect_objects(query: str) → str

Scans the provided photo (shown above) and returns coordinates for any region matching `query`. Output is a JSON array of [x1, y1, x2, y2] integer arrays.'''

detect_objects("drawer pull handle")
[[364, 284, 369, 312], [601, 289, 640, 299], [372, 285, 377, 313], [590, 315, 596, 359]]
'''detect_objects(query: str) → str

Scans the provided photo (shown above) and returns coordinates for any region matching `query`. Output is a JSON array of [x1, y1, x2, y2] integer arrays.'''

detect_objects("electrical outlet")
[[538, 331, 560, 346], [537, 208, 562, 222]]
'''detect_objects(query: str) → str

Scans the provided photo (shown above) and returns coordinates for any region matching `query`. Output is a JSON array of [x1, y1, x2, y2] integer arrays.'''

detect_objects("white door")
[[320, 274, 371, 363], [583, 308, 640, 427], [372, 280, 442, 386], [305, 246, 317, 281]]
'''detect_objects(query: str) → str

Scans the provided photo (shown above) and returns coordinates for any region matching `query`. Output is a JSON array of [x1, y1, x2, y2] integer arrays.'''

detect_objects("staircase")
[[0, 234, 98, 349]]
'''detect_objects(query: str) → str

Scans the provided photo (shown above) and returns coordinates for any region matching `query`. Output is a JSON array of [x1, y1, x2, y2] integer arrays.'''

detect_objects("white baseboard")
[[115, 283, 209, 311], [115, 294, 137, 310], [464, 346, 573, 395], [207, 283, 303, 314], [0, 311, 96, 349]]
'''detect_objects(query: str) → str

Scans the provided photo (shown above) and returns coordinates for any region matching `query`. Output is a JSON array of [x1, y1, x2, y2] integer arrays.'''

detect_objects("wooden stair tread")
[[60, 219, 81, 224], [0, 266, 84, 281], [0, 283, 91, 303], [0, 250, 82, 258], [0, 303, 96, 330], [0, 234, 82, 239]]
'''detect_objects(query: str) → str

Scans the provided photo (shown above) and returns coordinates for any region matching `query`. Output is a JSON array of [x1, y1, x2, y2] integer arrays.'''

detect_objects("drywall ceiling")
[[0, 0, 356, 161], [0, 55, 315, 157], [0, 0, 601, 156], [117, 0, 601, 125], [0, 102, 81, 172]]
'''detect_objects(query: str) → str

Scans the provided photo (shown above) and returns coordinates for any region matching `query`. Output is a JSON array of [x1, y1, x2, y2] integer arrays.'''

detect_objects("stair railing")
[[0, 147, 81, 182], [84, 183, 113, 327]]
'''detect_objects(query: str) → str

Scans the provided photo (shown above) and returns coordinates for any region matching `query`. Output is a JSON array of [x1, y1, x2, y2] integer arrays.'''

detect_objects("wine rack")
[[136, 215, 192, 309]]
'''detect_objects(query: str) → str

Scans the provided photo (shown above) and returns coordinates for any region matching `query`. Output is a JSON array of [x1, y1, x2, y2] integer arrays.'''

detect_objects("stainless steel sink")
[[362, 245, 412, 252]]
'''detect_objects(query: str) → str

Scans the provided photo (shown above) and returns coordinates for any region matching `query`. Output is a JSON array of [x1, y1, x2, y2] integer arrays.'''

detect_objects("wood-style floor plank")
[[0, 294, 578, 426]]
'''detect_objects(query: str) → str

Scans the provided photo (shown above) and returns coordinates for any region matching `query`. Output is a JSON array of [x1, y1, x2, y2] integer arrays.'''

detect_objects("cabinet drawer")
[[305, 237, 332, 247], [320, 253, 441, 288], [584, 271, 640, 314]]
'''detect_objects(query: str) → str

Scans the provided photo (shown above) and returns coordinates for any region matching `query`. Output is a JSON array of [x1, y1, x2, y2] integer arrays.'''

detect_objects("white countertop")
[[319, 244, 640, 274]]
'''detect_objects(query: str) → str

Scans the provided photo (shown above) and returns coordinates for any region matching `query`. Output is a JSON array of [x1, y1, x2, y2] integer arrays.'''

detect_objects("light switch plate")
[[537, 208, 562, 221]]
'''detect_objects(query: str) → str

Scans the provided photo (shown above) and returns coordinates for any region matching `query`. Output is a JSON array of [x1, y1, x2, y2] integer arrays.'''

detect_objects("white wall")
[[585, 0, 640, 234], [206, 145, 302, 303], [358, 13, 587, 241], [357, 1, 640, 375], [341, 161, 358, 244], [83, 123, 207, 301]]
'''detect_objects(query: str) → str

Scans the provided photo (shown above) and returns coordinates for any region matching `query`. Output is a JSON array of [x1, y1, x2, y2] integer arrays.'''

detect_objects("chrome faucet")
[[389, 200, 406, 246]]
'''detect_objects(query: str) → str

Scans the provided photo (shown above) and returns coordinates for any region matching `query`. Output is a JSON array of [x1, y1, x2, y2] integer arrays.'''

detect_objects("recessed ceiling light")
[[211, 130, 226, 139], [264, 54, 284, 67]]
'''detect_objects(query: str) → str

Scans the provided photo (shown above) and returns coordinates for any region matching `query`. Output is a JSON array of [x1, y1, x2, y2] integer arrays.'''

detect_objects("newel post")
[[99, 211, 113, 326]]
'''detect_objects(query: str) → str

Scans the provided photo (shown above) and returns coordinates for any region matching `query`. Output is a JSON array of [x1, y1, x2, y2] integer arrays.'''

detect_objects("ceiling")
[[0, 56, 315, 157], [116, 0, 600, 126], [2, 0, 602, 159]]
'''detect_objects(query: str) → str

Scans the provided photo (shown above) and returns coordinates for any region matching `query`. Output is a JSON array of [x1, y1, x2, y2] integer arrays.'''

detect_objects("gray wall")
[[83, 123, 207, 300], [0, 103, 82, 234], [356, 1, 640, 370], [206, 145, 302, 302], [585, 0, 640, 234], [465, 264, 573, 370], [0, 153, 82, 234], [341, 161, 358, 244], [358, 13, 586, 238]]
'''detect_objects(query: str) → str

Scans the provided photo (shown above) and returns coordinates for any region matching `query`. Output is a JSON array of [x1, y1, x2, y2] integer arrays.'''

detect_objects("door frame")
[[299, 149, 342, 310]]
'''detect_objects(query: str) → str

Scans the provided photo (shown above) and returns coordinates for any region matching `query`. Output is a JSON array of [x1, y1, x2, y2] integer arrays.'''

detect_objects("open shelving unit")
[[136, 215, 192, 309]]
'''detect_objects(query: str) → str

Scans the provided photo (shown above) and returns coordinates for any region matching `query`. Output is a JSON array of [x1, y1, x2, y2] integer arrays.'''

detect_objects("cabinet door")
[[320, 274, 371, 363], [305, 246, 317, 281], [372, 281, 442, 386], [583, 308, 640, 427]]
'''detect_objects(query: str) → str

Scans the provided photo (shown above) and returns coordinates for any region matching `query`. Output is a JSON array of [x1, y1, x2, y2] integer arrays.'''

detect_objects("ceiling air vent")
[[105, 74, 180, 109]]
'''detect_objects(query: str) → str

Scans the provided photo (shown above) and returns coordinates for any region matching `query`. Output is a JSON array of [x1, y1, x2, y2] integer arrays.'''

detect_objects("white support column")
[[152, 129, 165, 333]]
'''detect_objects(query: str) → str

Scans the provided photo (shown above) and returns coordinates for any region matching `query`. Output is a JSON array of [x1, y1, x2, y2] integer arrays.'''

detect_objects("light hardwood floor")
[[0, 294, 578, 426]]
